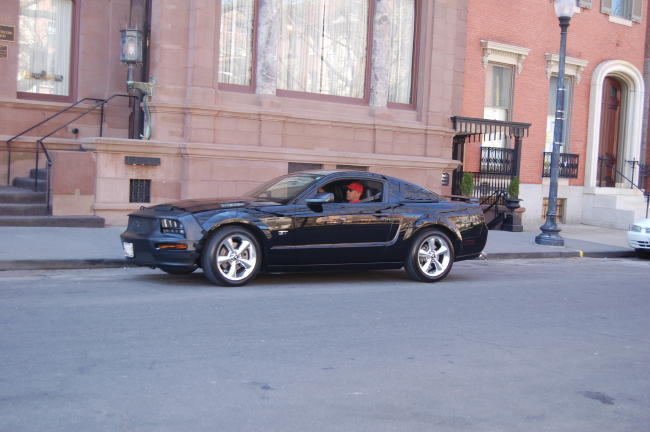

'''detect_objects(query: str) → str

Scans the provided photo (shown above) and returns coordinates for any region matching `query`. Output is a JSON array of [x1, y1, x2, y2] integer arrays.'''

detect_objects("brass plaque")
[[0, 45, 7, 59], [0, 25, 15, 42]]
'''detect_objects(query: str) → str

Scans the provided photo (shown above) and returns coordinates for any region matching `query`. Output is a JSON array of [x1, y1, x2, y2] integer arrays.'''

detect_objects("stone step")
[[0, 216, 105, 228], [12, 177, 47, 192], [29, 168, 48, 180], [0, 203, 48, 216], [0, 186, 46, 204]]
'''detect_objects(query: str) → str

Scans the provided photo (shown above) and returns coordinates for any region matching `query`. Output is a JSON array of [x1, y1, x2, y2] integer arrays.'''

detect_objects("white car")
[[627, 218, 650, 257]]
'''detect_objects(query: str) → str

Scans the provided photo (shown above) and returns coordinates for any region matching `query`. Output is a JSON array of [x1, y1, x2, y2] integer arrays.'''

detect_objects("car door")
[[287, 184, 397, 265]]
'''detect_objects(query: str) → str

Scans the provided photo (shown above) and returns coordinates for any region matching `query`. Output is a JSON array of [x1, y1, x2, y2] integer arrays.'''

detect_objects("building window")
[[483, 64, 513, 147], [388, 0, 416, 105], [546, 76, 574, 153], [602, 0, 643, 22], [219, 0, 256, 87], [277, 0, 368, 99], [17, 0, 74, 98], [611, 0, 632, 19]]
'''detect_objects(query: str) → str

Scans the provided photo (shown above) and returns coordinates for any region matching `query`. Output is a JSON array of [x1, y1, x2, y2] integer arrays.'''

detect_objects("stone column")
[[256, 0, 280, 95], [369, 0, 393, 107]]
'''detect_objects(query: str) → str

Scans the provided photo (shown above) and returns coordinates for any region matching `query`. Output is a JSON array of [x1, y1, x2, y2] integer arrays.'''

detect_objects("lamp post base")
[[535, 224, 564, 246]]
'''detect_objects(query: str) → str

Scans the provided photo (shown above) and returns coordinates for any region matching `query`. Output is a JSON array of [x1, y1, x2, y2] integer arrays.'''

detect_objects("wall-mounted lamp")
[[120, 28, 154, 140], [120, 29, 144, 64]]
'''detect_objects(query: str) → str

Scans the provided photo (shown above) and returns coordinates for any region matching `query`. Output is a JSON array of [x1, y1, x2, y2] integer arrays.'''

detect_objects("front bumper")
[[120, 234, 200, 268], [627, 231, 650, 250], [120, 212, 203, 268]]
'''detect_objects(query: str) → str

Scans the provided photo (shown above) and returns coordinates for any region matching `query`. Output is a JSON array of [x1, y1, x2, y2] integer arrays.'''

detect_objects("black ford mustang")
[[120, 171, 487, 286]]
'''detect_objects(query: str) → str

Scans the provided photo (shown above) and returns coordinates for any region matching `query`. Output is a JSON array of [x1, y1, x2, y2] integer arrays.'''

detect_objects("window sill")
[[17, 92, 74, 103], [608, 15, 633, 27]]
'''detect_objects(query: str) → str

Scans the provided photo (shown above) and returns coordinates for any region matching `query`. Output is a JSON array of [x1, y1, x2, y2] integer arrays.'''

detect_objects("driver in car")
[[346, 182, 364, 203]]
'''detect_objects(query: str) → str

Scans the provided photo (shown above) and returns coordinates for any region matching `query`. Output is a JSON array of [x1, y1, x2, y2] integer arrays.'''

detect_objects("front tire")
[[405, 229, 455, 282], [201, 226, 261, 286], [635, 248, 650, 259]]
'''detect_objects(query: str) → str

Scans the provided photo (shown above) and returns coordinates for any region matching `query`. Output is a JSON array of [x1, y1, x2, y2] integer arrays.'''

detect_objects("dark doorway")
[[451, 135, 466, 196], [597, 76, 623, 187]]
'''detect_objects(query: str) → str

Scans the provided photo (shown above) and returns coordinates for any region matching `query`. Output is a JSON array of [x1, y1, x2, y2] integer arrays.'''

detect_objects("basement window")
[[130, 179, 151, 203], [542, 197, 566, 224]]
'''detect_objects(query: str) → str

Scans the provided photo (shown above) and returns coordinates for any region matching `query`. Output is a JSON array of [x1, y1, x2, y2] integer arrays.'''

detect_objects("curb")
[[0, 249, 637, 271], [0, 259, 135, 271], [485, 249, 636, 260]]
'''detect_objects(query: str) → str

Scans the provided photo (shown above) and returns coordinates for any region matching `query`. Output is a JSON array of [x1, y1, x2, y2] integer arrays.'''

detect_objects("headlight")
[[160, 218, 185, 235], [630, 225, 642, 233]]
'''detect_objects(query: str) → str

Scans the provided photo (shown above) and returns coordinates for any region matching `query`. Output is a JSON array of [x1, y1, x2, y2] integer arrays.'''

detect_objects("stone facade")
[[1, 0, 468, 226]]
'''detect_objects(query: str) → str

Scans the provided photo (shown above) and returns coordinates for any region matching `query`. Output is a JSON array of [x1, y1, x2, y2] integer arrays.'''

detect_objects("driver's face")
[[346, 188, 361, 202]]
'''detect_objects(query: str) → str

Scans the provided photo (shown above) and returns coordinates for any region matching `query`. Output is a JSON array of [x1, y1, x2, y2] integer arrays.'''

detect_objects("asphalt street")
[[1, 258, 649, 432]]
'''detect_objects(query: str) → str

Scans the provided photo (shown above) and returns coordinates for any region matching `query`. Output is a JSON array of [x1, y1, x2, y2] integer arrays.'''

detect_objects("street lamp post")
[[536, 0, 575, 246]]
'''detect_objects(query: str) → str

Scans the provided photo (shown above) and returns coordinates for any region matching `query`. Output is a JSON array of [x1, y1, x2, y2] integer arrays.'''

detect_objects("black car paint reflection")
[[120, 171, 488, 286]]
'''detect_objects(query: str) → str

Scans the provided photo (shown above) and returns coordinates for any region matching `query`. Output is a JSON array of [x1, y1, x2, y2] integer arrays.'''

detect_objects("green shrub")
[[508, 177, 520, 199], [460, 173, 474, 197]]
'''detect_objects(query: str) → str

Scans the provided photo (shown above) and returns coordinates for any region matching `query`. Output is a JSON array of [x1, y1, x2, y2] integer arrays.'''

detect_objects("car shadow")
[[129, 266, 478, 288]]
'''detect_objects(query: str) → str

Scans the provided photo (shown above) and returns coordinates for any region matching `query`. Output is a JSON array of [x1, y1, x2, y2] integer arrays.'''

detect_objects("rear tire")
[[405, 229, 455, 282], [201, 226, 261, 287]]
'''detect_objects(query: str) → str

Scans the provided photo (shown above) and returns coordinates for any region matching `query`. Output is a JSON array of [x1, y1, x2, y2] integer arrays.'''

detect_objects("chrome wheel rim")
[[417, 234, 451, 278], [215, 233, 257, 282]]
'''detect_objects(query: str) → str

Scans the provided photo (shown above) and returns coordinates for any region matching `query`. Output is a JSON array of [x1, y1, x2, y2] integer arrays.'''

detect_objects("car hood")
[[632, 218, 650, 228], [152, 197, 281, 213]]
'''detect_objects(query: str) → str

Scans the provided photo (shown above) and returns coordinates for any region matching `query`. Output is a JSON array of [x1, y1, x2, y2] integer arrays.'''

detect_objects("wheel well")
[[201, 222, 270, 266], [412, 224, 461, 255]]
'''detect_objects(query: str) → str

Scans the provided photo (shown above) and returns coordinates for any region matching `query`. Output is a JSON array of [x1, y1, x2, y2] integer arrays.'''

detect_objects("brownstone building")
[[0, 0, 648, 229], [1, 0, 465, 225]]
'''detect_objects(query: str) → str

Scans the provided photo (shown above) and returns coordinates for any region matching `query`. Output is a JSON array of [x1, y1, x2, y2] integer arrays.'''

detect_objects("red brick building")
[[458, 0, 648, 229]]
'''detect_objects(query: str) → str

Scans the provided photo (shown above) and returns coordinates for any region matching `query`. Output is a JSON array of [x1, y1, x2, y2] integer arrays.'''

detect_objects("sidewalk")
[[0, 224, 635, 271]]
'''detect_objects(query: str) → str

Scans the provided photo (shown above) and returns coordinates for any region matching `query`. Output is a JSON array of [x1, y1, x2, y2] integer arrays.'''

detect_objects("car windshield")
[[246, 173, 324, 204]]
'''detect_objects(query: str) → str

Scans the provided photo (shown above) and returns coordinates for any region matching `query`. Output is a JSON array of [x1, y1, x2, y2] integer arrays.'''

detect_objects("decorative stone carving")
[[480, 40, 530, 74], [545, 53, 588, 83]]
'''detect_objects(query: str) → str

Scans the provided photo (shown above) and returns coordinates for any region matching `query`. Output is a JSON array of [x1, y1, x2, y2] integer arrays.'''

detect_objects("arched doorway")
[[585, 60, 644, 189], [597, 76, 624, 187]]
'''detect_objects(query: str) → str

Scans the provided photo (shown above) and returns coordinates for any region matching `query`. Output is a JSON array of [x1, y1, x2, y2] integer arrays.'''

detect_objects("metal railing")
[[596, 157, 650, 218], [480, 147, 515, 175], [4, 94, 136, 214], [542, 152, 579, 178], [465, 172, 512, 205]]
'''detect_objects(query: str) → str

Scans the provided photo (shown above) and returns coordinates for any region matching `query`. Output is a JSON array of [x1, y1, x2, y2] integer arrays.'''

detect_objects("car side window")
[[313, 180, 384, 203]]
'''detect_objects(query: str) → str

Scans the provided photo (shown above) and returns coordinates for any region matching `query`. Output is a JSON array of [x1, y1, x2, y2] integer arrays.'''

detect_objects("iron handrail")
[[5, 97, 105, 185], [481, 189, 508, 215], [38, 94, 136, 214], [4, 94, 136, 214], [612, 165, 650, 219], [599, 160, 650, 219]]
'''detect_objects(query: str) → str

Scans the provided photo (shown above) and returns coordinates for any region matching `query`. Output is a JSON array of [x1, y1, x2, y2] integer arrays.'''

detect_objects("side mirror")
[[306, 192, 334, 211]]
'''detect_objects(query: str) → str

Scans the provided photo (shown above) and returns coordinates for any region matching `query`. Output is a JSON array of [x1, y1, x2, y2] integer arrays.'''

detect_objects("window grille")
[[130, 179, 151, 203]]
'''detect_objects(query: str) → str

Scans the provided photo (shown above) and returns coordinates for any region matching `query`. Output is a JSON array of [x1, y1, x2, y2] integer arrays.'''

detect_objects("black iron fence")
[[542, 152, 579, 178], [480, 147, 515, 175], [465, 172, 511, 205]]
